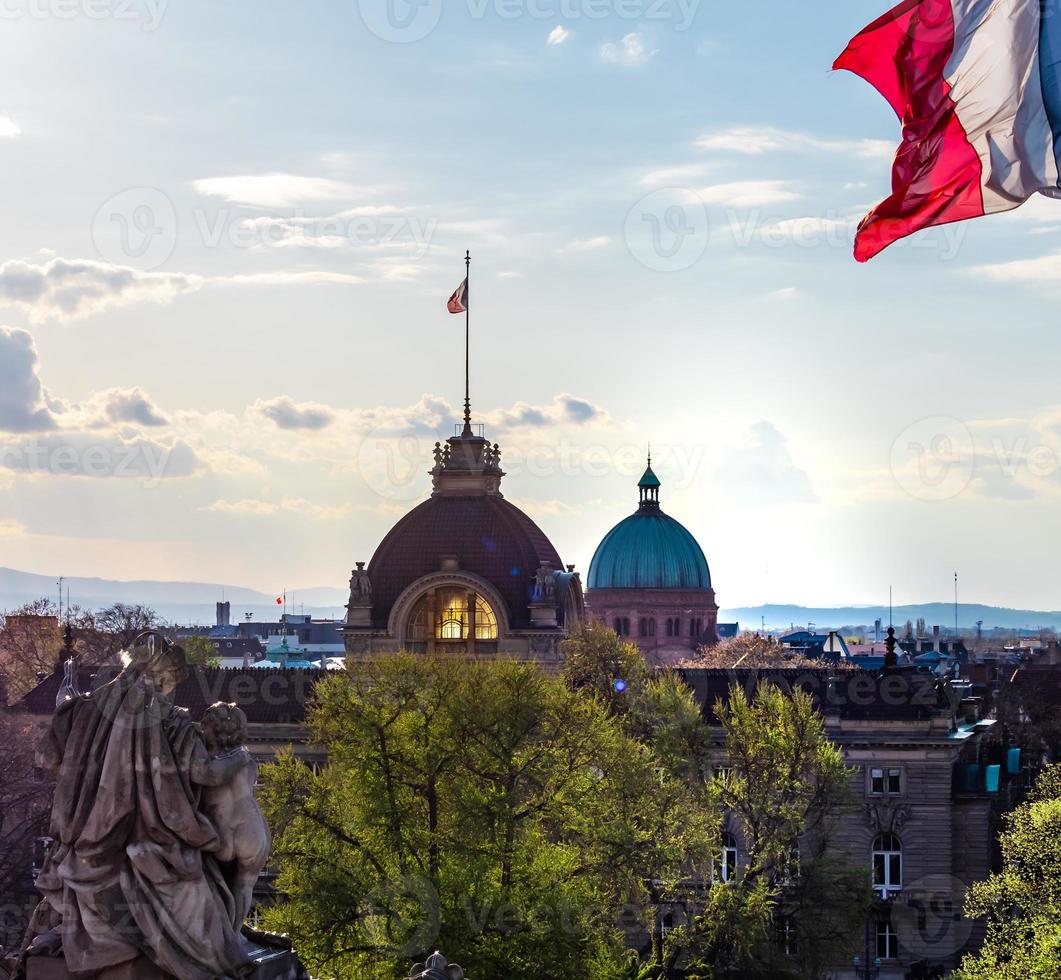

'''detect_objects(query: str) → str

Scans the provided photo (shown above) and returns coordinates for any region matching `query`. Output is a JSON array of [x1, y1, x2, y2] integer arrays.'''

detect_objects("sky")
[[1, 0, 1061, 612]]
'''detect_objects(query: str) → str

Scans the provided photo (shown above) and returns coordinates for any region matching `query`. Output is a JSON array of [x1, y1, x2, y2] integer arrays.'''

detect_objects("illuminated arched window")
[[408, 589, 498, 641]]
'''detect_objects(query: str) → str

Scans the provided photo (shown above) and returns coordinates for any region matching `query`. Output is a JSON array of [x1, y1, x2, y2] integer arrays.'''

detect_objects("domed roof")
[[367, 433, 563, 630], [588, 463, 711, 591]]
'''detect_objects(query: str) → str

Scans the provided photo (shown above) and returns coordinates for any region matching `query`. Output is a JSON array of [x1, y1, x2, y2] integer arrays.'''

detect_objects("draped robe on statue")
[[35, 670, 255, 980]]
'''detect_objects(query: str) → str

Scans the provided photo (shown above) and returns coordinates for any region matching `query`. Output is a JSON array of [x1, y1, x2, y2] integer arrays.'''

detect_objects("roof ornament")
[[638, 447, 661, 511], [409, 951, 464, 980]]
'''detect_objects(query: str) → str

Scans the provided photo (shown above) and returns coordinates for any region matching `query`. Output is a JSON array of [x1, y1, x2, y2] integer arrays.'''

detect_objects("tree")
[[562, 621, 652, 715], [916, 617, 928, 638], [672, 682, 871, 979], [0, 710, 54, 948], [94, 603, 161, 656], [258, 654, 711, 980], [181, 635, 221, 668], [956, 765, 1061, 979]]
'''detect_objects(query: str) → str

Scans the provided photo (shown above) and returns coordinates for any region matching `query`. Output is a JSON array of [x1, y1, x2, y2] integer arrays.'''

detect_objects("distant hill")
[[2, 566, 1058, 632], [0, 567, 348, 625], [720, 603, 1061, 632]]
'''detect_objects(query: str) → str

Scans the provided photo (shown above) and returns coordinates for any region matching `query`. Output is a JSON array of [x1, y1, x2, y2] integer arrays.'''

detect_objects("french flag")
[[835, 0, 1061, 261]]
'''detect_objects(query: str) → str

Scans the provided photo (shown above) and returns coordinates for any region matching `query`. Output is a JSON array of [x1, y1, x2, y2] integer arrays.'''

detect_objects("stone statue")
[[409, 951, 464, 980], [200, 702, 272, 931], [13, 632, 303, 980], [533, 564, 556, 602]]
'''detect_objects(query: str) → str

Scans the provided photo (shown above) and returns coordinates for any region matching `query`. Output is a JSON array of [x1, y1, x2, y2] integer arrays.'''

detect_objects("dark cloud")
[[100, 387, 168, 427], [255, 396, 336, 431], [0, 327, 57, 433]]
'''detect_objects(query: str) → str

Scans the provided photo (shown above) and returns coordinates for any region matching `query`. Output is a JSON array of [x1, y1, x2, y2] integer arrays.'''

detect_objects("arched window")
[[639, 618, 648, 638], [714, 832, 738, 884], [614, 618, 623, 636], [622, 618, 630, 636], [872, 833, 902, 895], [408, 589, 499, 642], [648, 618, 656, 636]]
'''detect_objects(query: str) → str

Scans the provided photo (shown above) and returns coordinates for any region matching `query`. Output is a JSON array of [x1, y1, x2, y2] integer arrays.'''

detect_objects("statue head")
[[122, 632, 188, 697], [201, 701, 248, 754]]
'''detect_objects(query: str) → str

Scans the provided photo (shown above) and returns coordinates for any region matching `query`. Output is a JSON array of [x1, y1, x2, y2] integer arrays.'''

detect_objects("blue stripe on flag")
[[1040, 0, 1061, 184]]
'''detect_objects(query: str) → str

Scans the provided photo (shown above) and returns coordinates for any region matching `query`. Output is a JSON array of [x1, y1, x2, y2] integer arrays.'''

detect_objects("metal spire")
[[462, 250, 472, 436]]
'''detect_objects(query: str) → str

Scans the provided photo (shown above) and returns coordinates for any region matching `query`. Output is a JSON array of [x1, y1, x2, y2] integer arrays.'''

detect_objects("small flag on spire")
[[447, 278, 468, 314]]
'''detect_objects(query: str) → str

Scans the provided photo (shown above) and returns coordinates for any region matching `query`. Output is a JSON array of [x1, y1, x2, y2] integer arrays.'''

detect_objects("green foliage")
[[956, 764, 1061, 980], [259, 653, 710, 980], [562, 621, 652, 714], [181, 635, 221, 667]]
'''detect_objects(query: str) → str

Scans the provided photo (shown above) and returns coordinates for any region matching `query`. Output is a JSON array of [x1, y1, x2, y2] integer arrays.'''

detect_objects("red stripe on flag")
[[448, 279, 468, 314], [834, 0, 984, 261]]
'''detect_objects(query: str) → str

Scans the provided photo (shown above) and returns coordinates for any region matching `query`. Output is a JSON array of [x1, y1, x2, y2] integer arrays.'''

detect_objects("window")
[[623, 618, 630, 636], [713, 766, 732, 783], [614, 618, 623, 636], [649, 618, 656, 636], [408, 590, 499, 641], [776, 843, 800, 886], [875, 920, 898, 960], [639, 618, 648, 638], [713, 832, 738, 884], [775, 917, 797, 956], [871, 767, 902, 795], [665, 618, 673, 637], [690, 618, 702, 638], [872, 833, 902, 895]]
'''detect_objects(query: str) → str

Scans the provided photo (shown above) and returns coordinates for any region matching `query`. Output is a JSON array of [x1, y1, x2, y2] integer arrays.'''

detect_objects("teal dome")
[[588, 463, 712, 591]]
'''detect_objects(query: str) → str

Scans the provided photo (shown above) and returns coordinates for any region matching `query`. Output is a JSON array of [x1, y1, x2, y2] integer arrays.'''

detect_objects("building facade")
[[341, 423, 584, 665], [586, 460, 718, 665]]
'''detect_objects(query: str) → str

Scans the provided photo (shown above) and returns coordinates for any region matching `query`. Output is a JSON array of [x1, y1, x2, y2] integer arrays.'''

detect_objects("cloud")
[[718, 421, 816, 505], [765, 287, 802, 301], [601, 32, 655, 66], [0, 257, 203, 322], [255, 396, 336, 431], [95, 387, 168, 427], [193, 174, 360, 209], [697, 180, 803, 208], [556, 236, 611, 253], [485, 393, 609, 429], [0, 519, 26, 539], [973, 253, 1061, 285], [547, 25, 570, 46], [0, 117, 20, 138], [221, 271, 366, 287], [0, 433, 202, 482], [695, 126, 894, 160], [202, 497, 349, 520], [0, 327, 57, 433], [641, 163, 716, 187]]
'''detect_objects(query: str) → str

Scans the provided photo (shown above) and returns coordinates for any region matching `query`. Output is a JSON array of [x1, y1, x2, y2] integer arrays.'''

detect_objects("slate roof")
[[367, 494, 563, 631], [677, 667, 949, 723]]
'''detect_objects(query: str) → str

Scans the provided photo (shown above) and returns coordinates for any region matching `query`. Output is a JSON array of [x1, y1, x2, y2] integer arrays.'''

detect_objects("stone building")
[[679, 668, 1003, 979], [586, 458, 718, 665], [341, 421, 584, 665]]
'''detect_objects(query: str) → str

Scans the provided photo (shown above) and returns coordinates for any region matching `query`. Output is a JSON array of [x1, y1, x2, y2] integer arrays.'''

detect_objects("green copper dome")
[[588, 463, 712, 591]]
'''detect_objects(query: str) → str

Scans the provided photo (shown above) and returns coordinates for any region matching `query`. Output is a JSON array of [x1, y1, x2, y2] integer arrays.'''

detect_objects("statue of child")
[[200, 702, 272, 930]]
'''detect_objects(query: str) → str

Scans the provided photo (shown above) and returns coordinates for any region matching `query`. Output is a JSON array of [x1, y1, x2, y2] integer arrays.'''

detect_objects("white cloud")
[[697, 180, 803, 208], [695, 126, 893, 161], [718, 421, 817, 505], [202, 497, 349, 520], [973, 254, 1061, 284], [0, 257, 203, 322], [485, 393, 609, 429], [601, 32, 655, 66], [254, 396, 336, 431], [556, 235, 611, 253], [0, 117, 20, 138], [192, 173, 361, 209], [221, 270, 366, 288], [547, 25, 570, 46], [765, 287, 802, 301], [0, 327, 57, 433], [641, 162, 716, 187], [0, 519, 26, 539]]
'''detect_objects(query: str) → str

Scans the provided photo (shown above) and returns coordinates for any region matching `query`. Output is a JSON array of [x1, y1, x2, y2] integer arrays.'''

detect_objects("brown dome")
[[367, 494, 563, 631]]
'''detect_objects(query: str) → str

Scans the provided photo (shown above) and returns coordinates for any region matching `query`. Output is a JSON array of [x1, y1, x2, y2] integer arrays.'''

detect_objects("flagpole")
[[463, 249, 472, 436]]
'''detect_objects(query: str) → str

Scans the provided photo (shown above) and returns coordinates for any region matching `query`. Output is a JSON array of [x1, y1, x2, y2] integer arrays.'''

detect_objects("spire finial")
[[648, 442, 652, 468]]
